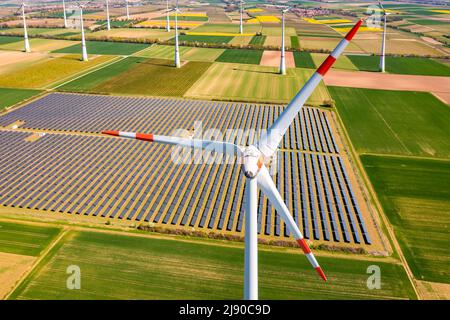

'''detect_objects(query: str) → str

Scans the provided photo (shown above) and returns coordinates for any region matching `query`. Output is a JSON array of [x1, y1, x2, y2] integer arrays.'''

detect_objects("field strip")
[[48, 56, 126, 90], [332, 111, 421, 299], [4, 227, 69, 300], [361, 152, 450, 162]]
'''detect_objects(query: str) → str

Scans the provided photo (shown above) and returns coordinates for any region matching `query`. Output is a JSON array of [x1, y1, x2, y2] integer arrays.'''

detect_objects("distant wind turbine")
[[18, 1, 30, 53], [167, 0, 181, 68], [166, 0, 170, 32], [76, 2, 88, 61], [279, 6, 290, 75], [126, 0, 130, 20], [62, 0, 68, 28], [106, 0, 111, 30], [239, 0, 244, 34], [379, 1, 388, 72], [102, 19, 364, 300]]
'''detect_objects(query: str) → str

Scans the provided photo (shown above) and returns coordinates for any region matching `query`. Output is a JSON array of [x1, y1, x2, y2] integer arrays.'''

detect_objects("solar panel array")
[[0, 93, 339, 154], [0, 94, 372, 245]]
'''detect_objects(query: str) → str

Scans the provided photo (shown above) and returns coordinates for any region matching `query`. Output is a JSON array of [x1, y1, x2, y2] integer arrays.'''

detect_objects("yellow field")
[[247, 8, 263, 13], [430, 9, 450, 14], [248, 15, 280, 23], [174, 13, 207, 17], [304, 18, 352, 24], [334, 26, 382, 33], [186, 31, 255, 37]]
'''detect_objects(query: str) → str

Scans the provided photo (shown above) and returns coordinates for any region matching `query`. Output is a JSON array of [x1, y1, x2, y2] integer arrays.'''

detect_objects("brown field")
[[324, 70, 450, 103], [0, 252, 35, 299], [416, 281, 450, 300], [300, 37, 363, 53], [0, 51, 47, 74], [260, 50, 295, 68], [0, 39, 78, 52], [229, 36, 253, 45], [263, 35, 292, 47], [118, 10, 165, 21], [205, 7, 231, 23], [3, 18, 64, 28], [353, 39, 443, 56]]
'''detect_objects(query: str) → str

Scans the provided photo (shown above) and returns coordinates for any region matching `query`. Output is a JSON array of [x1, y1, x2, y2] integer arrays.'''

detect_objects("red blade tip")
[[315, 267, 327, 282], [102, 130, 119, 136]]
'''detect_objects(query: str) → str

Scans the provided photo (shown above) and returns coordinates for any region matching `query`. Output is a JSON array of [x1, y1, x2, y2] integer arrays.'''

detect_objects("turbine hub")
[[242, 146, 263, 179]]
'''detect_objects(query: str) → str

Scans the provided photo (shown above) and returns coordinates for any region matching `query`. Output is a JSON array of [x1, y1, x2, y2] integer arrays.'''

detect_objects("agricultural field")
[[0, 54, 115, 89], [9, 229, 416, 300], [311, 53, 358, 71], [177, 35, 234, 44], [300, 37, 363, 53], [92, 59, 212, 97], [330, 87, 450, 158], [215, 49, 263, 65], [0, 221, 60, 257], [0, 38, 78, 52], [88, 28, 175, 41], [133, 44, 191, 60], [53, 41, 149, 56], [186, 63, 330, 105], [0, 35, 22, 45], [249, 35, 266, 45], [362, 155, 450, 284], [192, 23, 261, 34], [182, 47, 225, 61], [0, 88, 41, 110], [58, 57, 145, 92], [293, 51, 315, 69]]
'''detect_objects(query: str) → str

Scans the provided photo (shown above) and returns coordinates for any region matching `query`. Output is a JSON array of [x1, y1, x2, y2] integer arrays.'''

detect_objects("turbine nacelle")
[[242, 146, 263, 179]]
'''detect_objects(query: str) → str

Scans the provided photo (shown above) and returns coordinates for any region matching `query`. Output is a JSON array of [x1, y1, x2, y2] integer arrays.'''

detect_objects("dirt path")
[[324, 70, 450, 104]]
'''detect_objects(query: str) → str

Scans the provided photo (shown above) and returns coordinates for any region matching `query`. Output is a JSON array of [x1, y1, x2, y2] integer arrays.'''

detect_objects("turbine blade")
[[256, 165, 327, 281], [257, 19, 363, 158], [102, 130, 242, 157]]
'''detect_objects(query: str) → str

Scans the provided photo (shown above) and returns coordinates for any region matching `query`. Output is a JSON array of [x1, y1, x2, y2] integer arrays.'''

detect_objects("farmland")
[[92, 59, 212, 97], [53, 41, 149, 56], [0, 221, 60, 257], [330, 87, 450, 158], [177, 35, 234, 44], [0, 55, 115, 89], [9, 229, 416, 300], [133, 45, 191, 59], [216, 49, 263, 65], [362, 155, 450, 284], [293, 51, 315, 69], [0, 38, 78, 52], [186, 63, 330, 104], [0, 88, 41, 110]]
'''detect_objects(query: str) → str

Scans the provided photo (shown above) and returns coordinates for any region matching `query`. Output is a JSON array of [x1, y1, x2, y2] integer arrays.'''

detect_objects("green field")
[[330, 87, 450, 158], [0, 55, 115, 89], [0, 221, 60, 256], [93, 59, 212, 97], [182, 47, 225, 61], [0, 35, 22, 45], [408, 19, 448, 26], [58, 57, 145, 92], [133, 44, 191, 59], [177, 35, 234, 44], [215, 49, 263, 64], [9, 229, 416, 299], [53, 41, 149, 55], [249, 35, 266, 45], [293, 51, 315, 69], [312, 53, 358, 71], [362, 155, 450, 283], [347, 55, 450, 76], [290, 36, 300, 49], [152, 15, 208, 21], [186, 63, 330, 105], [0, 88, 41, 110]]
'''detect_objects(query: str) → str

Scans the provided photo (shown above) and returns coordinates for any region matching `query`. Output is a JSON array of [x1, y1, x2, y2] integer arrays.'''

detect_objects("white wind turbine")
[[165, 0, 170, 32], [167, 0, 181, 68], [105, 0, 111, 30], [102, 19, 364, 300], [379, 1, 389, 72], [62, 0, 68, 28], [239, 0, 244, 34], [18, 1, 30, 53], [125, 0, 130, 20], [279, 6, 290, 75], [75, 2, 89, 61]]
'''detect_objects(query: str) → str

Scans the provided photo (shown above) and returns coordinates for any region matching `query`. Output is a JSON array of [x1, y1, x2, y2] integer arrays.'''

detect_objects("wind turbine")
[[126, 0, 130, 20], [102, 19, 364, 300], [18, 1, 30, 53], [167, 0, 181, 68], [76, 2, 89, 61], [279, 6, 290, 75], [239, 0, 244, 34], [379, 1, 388, 72], [105, 0, 111, 30], [166, 0, 170, 32], [62, 0, 68, 28]]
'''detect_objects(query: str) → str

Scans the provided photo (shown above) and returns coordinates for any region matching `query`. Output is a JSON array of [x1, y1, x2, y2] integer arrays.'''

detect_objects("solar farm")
[[0, 0, 448, 302]]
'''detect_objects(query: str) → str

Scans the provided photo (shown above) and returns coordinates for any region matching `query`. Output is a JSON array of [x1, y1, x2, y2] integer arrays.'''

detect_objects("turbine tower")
[[166, 0, 170, 32], [167, 1, 181, 68], [126, 0, 130, 20], [279, 7, 290, 75], [102, 19, 364, 300], [62, 0, 68, 28], [106, 0, 111, 30], [78, 3, 88, 61], [239, 0, 244, 34], [379, 1, 387, 72], [20, 2, 31, 53]]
